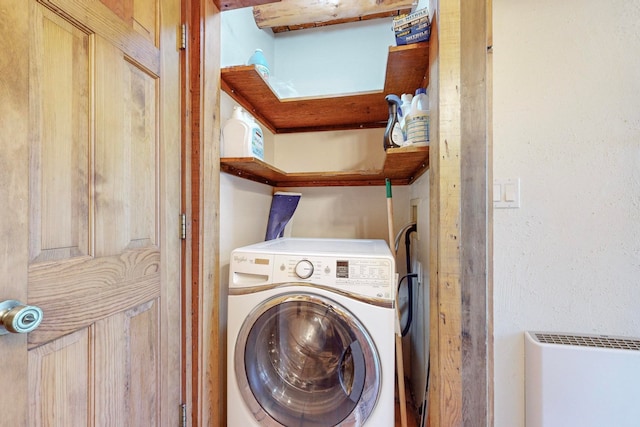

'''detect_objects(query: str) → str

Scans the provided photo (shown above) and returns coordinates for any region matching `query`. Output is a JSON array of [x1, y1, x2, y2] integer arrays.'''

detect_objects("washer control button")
[[294, 260, 314, 279]]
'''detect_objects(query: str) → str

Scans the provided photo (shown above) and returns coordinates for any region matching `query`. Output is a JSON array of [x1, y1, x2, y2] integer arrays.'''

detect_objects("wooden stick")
[[386, 179, 408, 427]]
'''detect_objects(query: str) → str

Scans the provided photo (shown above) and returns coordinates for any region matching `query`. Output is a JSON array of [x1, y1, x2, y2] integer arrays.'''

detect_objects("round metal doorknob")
[[0, 300, 43, 335]]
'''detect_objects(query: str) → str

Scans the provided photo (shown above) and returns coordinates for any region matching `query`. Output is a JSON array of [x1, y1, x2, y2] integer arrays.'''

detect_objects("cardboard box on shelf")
[[393, 8, 430, 45]]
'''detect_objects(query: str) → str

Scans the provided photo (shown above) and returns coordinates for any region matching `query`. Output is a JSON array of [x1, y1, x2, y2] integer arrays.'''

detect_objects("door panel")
[[42, 0, 160, 74], [28, 329, 90, 426], [29, 5, 91, 263], [1, 0, 182, 424], [93, 35, 158, 256], [94, 301, 159, 426], [28, 247, 160, 347]]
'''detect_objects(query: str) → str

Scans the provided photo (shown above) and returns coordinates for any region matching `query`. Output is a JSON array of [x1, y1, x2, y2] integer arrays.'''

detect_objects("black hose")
[[400, 223, 417, 337]]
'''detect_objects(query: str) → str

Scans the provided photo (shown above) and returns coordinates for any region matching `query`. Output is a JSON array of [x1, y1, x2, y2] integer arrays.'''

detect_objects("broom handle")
[[386, 179, 408, 427]]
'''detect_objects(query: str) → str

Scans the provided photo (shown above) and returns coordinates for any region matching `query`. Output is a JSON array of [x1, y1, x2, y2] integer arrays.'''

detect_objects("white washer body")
[[227, 238, 396, 427]]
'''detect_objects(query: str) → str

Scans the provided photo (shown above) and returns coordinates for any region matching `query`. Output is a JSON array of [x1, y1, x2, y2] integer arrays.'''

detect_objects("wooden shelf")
[[220, 42, 430, 187], [220, 145, 429, 187], [221, 42, 429, 134]]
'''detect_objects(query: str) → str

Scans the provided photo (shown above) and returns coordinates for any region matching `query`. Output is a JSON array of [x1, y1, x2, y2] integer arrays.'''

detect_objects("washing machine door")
[[235, 292, 381, 427]]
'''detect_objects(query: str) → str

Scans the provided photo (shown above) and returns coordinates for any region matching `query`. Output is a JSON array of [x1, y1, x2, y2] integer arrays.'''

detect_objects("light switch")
[[504, 183, 517, 202], [494, 178, 520, 208], [493, 184, 501, 202]]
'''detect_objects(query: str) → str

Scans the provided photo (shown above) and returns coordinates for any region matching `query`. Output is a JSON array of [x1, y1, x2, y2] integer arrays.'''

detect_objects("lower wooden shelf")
[[220, 145, 429, 187]]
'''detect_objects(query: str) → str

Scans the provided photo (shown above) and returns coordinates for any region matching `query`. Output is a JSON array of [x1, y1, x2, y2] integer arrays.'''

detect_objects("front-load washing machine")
[[227, 238, 397, 427]]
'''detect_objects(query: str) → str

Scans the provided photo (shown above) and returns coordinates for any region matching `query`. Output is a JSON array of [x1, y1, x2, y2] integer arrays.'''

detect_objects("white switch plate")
[[494, 178, 520, 208]]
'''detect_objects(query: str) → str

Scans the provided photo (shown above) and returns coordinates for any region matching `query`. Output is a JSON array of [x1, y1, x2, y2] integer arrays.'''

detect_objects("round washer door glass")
[[235, 293, 381, 427]]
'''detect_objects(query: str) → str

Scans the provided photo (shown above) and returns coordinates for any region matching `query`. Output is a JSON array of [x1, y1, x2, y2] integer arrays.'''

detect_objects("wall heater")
[[525, 331, 640, 427]]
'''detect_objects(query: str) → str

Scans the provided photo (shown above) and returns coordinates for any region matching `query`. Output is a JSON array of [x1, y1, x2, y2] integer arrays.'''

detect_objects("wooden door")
[[0, 0, 182, 425]]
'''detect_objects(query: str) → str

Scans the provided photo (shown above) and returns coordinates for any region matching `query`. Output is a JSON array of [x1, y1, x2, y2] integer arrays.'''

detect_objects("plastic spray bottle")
[[383, 94, 404, 150]]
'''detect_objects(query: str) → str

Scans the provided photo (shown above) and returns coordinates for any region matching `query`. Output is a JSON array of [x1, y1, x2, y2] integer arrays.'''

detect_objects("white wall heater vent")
[[525, 331, 640, 427]]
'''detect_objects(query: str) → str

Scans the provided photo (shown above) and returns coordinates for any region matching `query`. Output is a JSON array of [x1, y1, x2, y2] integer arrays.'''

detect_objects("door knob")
[[0, 300, 43, 335]]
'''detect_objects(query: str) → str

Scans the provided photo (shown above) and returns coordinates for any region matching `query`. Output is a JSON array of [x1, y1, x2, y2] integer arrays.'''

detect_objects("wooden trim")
[[427, 7, 440, 426], [201, 1, 223, 425], [180, 0, 193, 423], [429, 0, 492, 425], [193, 1, 223, 426], [186, 0, 201, 423], [460, 0, 491, 424], [486, 0, 495, 424], [185, 0, 222, 426]]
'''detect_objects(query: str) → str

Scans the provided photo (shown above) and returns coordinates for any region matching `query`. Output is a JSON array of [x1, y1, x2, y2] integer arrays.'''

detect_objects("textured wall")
[[493, 1, 640, 426]]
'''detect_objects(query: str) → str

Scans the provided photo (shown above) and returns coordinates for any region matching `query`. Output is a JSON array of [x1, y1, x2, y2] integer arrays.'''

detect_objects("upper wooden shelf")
[[220, 145, 429, 187], [221, 42, 429, 134]]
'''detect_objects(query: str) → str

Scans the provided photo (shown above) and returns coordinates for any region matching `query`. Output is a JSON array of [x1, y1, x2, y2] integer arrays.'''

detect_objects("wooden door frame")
[[181, 1, 494, 426], [183, 0, 222, 426], [428, 0, 493, 426]]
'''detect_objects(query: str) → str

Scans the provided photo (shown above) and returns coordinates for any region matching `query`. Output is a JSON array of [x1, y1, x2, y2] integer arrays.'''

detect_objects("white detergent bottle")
[[405, 88, 429, 146], [244, 111, 264, 160], [221, 106, 264, 160], [399, 93, 413, 144]]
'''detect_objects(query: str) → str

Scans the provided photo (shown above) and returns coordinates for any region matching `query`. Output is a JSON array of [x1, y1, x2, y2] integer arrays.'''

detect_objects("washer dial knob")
[[294, 260, 314, 279]]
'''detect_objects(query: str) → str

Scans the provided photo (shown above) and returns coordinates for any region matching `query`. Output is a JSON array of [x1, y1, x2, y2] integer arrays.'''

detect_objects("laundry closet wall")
[[219, 2, 431, 410], [493, 0, 640, 426]]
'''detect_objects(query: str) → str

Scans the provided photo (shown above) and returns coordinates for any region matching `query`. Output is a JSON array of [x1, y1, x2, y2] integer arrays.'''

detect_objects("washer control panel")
[[229, 239, 397, 301], [272, 255, 395, 300]]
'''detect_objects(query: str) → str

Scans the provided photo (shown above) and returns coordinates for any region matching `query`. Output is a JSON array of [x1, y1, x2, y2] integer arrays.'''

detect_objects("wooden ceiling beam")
[[253, 0, 415, 33], [214, 0, 281, 12]]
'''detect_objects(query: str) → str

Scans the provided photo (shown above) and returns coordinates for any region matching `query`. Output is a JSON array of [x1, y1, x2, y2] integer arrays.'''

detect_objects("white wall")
[[221, 6, 274, 72], [273, 20, 394, 97], [493, 1, 640, 426]]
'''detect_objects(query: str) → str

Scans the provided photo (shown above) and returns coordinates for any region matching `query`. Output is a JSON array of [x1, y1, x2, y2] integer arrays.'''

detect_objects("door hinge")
[[180, 403, 187, 427], [180, 24, 187, 50], [180, 213, 187, 240]]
